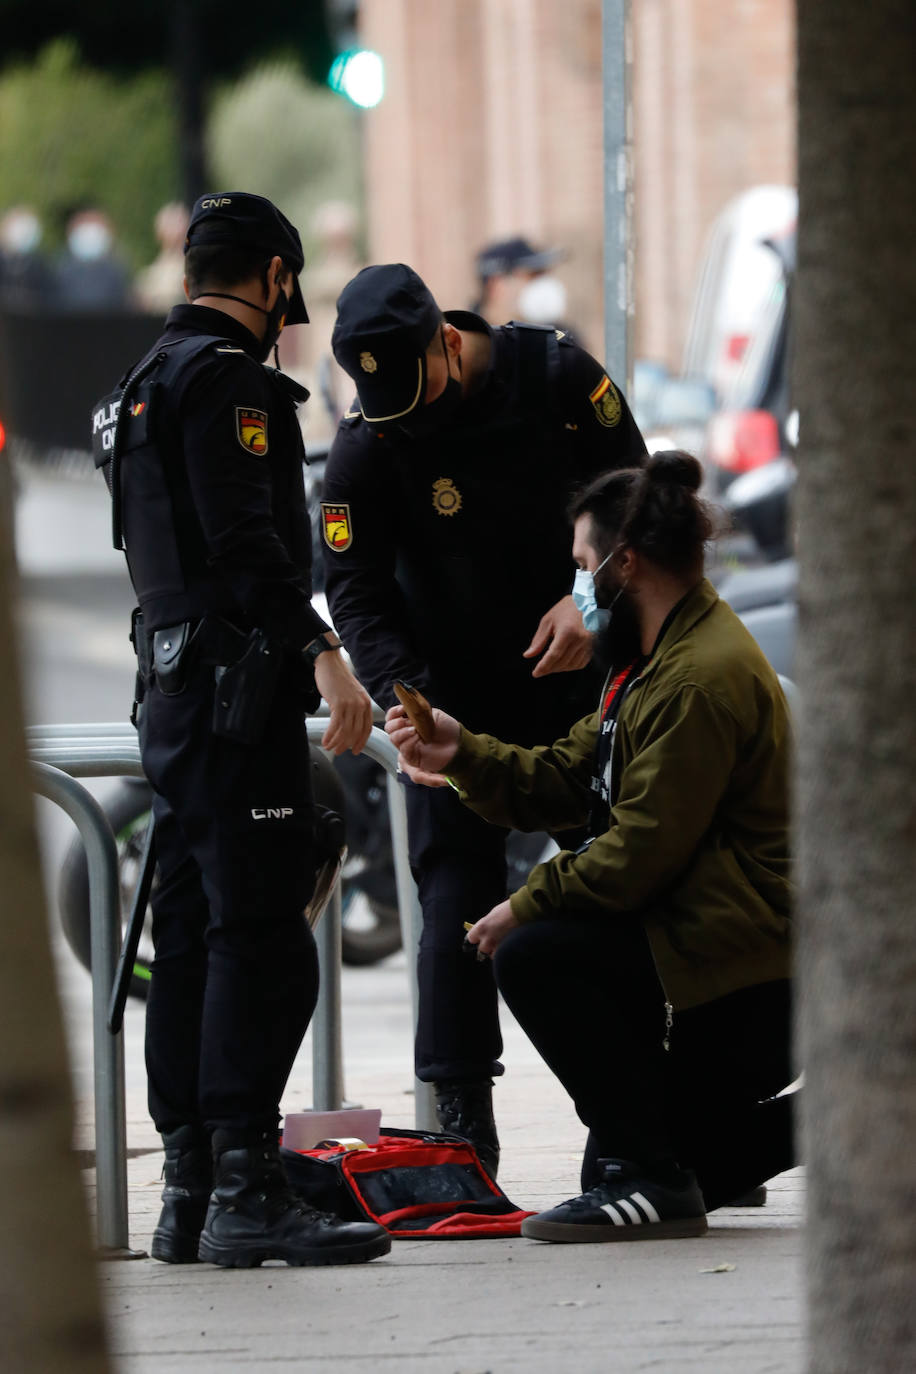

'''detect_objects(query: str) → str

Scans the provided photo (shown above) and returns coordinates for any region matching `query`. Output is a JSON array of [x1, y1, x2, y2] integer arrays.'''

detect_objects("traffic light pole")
[[602, 0, 634, 394]]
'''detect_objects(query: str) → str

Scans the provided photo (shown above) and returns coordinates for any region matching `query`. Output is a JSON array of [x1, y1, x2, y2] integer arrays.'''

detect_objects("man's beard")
[[593, 578, 642, 671]]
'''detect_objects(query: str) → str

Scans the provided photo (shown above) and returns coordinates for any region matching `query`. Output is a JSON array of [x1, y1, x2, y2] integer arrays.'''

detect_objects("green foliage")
[[207, 61, 364, 264], [0, 40, 180, 266]]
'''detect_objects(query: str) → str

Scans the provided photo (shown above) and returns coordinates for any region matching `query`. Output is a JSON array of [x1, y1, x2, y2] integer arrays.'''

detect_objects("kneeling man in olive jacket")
[[386, 451, 795, 1243]]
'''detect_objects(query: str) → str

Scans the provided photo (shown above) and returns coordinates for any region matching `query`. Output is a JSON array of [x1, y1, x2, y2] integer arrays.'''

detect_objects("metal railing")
[[28, 720, 435, 1255]]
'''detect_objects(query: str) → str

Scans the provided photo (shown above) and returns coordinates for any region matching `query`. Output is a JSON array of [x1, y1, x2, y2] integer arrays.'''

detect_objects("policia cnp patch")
[[236, 407, 268, 454], [589, 375, 622, 428], [321, 502, 353, 551]]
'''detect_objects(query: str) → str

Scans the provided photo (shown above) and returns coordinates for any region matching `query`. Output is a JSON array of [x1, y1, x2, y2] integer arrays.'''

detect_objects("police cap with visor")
[[332, 263, 441, 423], [185, 191, 309, 324]]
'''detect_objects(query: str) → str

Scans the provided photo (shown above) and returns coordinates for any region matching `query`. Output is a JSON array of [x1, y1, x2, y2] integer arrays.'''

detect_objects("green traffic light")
[[328, 48, 385, 108]]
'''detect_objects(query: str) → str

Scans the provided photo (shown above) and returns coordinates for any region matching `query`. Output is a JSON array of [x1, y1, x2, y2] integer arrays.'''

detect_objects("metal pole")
[[603, 0, 634, 392], [31, 763, 135, 1256], [386, 770, 437, 1132], [311, 882, 344, 1110]]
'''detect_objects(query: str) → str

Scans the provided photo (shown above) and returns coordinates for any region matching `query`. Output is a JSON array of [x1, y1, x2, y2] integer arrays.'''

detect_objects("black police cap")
[[331, 264, 441, 423], [475, 235, 561, 282], [185, 191, 309, 324]]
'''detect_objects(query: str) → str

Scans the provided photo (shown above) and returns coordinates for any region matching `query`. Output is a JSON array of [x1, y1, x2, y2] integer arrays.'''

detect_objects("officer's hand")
[[523, 594, 594, 678], [385, 703, 460, 784], [315, 652, 374, 756], [466, 899, 520, 957]]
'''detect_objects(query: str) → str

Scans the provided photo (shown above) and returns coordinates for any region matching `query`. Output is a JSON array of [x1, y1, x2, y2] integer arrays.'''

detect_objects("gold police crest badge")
[[589, 375, 622, 428], [321, 502, 353, 551], [432, 477, 462, 516], [360, 352, 378, 373], [235, 407, 268, 454]]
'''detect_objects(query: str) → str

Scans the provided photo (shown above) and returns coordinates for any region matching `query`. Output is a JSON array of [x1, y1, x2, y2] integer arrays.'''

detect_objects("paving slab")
[[54, 939, 805, 1374]]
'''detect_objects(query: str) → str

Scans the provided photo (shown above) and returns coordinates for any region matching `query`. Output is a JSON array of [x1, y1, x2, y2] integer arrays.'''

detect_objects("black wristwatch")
[[302, 632, 342, 666]]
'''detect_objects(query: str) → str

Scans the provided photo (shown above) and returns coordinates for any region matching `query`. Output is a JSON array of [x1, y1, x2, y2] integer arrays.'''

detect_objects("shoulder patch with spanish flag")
[[235, 407, 268, 455], [321, 502, 353, 551], [589, 375, 622, 428]]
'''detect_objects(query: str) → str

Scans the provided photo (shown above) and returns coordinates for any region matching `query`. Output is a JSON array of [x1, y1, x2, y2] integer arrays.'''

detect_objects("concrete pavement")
[[55, 938, 804, 1374]]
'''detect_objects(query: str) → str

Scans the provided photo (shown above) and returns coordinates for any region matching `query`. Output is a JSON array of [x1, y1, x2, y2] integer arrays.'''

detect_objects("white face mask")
[[517, 274, 568, 326], [68, 220, 113, 261], [2, 211, 42, 255]]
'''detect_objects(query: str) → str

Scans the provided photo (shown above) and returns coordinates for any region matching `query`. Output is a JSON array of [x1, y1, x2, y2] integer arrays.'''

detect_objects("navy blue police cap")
[[475, 235, 561, 282], [185, 191, 309, 324], [331, 264, 441, 423]]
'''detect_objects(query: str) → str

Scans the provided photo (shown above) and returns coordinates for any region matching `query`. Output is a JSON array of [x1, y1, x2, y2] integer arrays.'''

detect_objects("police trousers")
[[139, 656, 319, 1136], [402, 777, 508, 1084], [494, 916, 796, 1208]]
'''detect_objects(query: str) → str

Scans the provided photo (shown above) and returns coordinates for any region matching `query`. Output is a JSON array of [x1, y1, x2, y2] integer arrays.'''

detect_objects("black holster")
[[212, 629, 283, 746], [129, 607, 151, 727]]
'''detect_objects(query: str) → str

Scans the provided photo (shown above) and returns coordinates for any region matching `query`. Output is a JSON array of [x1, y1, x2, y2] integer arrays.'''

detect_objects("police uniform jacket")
[[113, 303, 329, 650], [321, 312, 647, 743]]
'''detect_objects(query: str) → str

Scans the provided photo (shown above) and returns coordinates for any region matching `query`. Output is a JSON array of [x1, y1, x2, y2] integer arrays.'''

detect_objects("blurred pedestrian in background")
[[0, 205, 53, 307], [472, 234, 570, 332], [56, 205, 133, 311], [135, 202, 190, 316], [298, 200, 365, 444]]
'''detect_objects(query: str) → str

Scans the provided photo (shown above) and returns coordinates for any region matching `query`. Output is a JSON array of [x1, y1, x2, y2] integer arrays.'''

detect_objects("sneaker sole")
[[521, 1215, 708, 1243], [197, 1233, 392, 1268]]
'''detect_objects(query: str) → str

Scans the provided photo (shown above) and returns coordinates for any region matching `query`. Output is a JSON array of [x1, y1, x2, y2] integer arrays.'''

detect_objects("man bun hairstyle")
[[569, 450, 717, 577]]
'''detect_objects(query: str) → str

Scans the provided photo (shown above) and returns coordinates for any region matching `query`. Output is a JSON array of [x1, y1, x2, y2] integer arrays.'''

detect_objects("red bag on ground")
[[280, 1127, 534, 1238]]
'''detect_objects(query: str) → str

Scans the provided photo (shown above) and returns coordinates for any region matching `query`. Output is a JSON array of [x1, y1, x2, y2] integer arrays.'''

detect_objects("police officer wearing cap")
[[321, 263, 648, 1175], [93, 192, 389, 1269]]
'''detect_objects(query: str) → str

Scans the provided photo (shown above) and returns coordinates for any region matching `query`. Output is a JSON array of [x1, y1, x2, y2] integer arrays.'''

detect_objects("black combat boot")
[[434, 1080, 500, 1179], [197, 1129, 391, 1269], [151, 1125, 212, 1264]]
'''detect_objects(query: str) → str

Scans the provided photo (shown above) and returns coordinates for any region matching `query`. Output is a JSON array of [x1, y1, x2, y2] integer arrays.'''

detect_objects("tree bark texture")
[[0, 456, 110, 1370], [795, 4, 916, 1371]]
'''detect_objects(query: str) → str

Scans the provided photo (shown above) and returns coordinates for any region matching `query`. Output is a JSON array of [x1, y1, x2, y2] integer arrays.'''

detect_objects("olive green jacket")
[[447, 579, 792, 1010]]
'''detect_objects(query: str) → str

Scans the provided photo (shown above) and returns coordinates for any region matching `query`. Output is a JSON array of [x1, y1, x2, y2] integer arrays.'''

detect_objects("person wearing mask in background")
[[92, 191, 389, 1270], [56, 205, 133, 311], [0, 205, 53, 306], [322, 262, 647, 1176], [135, 202, 190, 317], [386, 452, 796, 1241], [472, 234, 571, 333]]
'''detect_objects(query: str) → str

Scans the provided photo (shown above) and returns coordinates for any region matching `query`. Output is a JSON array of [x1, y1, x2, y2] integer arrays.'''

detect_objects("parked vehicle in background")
[[632, 360, 716, 460], [682, 184, 797, 406]]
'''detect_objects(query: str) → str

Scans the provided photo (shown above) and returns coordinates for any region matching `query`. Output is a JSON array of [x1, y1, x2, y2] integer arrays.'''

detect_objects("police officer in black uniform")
[[321, 263, 647, 1175], [93, 193, 389, 1269]]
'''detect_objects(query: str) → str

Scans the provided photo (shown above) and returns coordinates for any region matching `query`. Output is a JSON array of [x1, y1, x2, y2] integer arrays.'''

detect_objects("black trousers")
[[494, 916, 797, 1210], [402, 778, 508, 1083], [140, 658, 319, 1136]]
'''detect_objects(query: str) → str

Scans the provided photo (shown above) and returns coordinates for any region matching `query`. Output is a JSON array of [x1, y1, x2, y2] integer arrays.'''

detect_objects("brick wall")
[[358, 0, 795, 373]]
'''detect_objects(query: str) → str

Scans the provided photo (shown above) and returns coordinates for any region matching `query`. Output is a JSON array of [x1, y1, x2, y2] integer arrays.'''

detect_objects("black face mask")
[[192, 280, 289, 364], [398, 329, 462, 438]]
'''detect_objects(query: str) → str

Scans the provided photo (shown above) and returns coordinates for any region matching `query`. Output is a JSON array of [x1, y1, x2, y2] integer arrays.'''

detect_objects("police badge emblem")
[[589, 375, 622, 428], [360, 352, 378, 373], [235, 407, 268, 454], [321, 502, 353, 551], [432, 477, 462, 516]]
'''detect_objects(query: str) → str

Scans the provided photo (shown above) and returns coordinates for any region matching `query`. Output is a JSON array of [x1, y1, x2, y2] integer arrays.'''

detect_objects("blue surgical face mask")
[[572, 547, 624, 633]]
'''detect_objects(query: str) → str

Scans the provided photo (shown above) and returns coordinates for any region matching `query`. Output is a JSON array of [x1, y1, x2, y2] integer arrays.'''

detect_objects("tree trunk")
[[0, 456, 110, 1370], [795, 4, 916, 1371]]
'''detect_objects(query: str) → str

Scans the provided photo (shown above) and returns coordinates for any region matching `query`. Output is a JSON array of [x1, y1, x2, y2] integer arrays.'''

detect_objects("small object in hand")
[[462, 930, 488, 962], [393, 679, 435, 742]]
